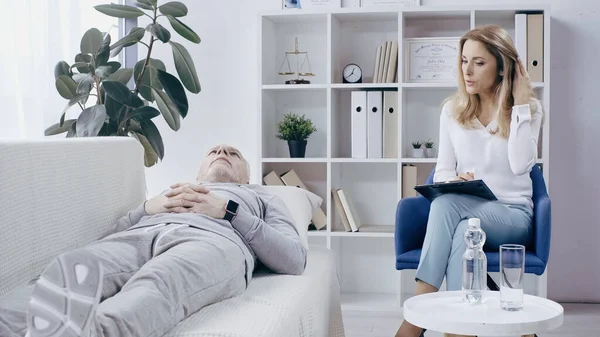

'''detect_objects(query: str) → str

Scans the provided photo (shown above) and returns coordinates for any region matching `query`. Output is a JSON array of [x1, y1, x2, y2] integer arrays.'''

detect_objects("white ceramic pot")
[[412, 148, 424, 158], [424, 148, 436, 158]]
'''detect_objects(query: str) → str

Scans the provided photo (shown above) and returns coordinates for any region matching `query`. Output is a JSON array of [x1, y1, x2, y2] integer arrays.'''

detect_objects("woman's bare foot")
[[394, 280, 439, 337]]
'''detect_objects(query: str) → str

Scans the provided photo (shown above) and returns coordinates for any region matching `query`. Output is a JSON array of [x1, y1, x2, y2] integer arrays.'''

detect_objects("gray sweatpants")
[[0, 223, 248, 337]]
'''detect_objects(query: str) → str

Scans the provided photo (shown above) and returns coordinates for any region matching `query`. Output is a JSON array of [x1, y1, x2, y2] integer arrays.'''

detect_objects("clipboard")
[[414, 179, 497, 202]]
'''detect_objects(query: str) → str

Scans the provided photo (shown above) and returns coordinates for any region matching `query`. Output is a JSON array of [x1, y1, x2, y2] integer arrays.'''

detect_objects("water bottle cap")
[[468, 218, 481, 228]]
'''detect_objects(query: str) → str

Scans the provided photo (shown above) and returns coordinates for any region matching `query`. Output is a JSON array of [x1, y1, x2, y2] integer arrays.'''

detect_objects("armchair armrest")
[[533, 195, 551, 267], [395, 196, 431, 256]]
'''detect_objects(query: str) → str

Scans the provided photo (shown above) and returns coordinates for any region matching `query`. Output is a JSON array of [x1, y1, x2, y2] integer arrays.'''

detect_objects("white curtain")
[[0, 0, 121, 139]]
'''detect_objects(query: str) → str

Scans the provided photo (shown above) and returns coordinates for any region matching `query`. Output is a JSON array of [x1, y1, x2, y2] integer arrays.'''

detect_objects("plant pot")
[[411, 148, 424, 158], [288, 140, 307, 158], [424, 148, 436, 158]]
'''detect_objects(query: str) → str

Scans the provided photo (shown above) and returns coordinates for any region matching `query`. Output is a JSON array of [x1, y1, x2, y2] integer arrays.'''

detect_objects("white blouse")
[[433, 99, 544, 210]]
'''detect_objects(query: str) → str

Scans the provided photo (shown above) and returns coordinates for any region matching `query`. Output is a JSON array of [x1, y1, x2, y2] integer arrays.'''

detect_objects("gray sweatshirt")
[[103, 182, 307, 283]]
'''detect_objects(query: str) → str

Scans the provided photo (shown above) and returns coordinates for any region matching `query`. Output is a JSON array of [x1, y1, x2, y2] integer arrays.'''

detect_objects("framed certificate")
[[404, 37, 461, 83]]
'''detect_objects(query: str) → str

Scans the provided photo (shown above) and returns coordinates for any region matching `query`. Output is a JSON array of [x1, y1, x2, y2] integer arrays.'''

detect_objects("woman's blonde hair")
[[445, 25, 538, 139]]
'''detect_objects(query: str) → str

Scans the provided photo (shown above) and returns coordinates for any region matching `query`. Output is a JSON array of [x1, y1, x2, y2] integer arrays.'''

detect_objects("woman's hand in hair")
[[512, 58, 532, 106]]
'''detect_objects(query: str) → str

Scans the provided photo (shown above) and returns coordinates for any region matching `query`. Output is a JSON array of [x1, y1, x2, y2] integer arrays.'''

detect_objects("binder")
[[514, 14, 528, 67], [351, 91, 367, 158], [383, 91, 398, 158], [280, 169, 327, 230], [367, 91, 383, 158], [527, 14, 543, 82]]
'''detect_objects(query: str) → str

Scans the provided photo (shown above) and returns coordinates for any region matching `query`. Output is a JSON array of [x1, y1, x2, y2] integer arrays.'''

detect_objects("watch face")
[[343, 64, 361, 83]]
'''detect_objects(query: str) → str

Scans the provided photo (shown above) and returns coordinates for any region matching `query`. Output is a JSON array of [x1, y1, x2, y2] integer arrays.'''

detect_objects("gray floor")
[[342, 303, 600, 337]]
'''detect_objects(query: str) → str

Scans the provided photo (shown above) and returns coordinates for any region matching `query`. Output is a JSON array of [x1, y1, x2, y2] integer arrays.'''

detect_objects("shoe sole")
[[26, 250, 103, 337]]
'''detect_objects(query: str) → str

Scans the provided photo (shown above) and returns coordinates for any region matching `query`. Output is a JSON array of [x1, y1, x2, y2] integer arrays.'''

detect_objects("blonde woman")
[[395, 25, 543, 337]]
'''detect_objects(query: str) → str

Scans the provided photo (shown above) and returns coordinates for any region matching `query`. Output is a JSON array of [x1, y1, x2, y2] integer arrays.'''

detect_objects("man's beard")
[[205, 166, 239, 183]]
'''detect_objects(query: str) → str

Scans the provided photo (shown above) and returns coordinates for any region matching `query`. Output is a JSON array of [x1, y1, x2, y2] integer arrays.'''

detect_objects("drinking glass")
[[500, 244, 525, 311]]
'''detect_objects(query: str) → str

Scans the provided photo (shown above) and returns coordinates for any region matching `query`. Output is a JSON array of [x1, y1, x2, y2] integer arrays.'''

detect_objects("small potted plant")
[[276, 112, 317, 158], [411, 141, 423, 158], [424, 139, 436, 158]]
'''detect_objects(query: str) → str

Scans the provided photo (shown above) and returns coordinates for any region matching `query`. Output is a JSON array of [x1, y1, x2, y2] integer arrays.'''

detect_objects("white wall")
[[144, 0, 600, 302]]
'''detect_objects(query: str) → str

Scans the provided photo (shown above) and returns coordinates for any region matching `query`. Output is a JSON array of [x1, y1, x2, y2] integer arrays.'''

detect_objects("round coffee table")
[[403, 290, 564, 336]]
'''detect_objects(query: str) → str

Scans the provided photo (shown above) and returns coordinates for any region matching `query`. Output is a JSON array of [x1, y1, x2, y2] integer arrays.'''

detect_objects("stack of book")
[[372, 40, 398, 83]]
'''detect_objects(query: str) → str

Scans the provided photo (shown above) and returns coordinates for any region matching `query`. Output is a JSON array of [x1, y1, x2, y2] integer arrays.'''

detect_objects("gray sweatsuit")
[[0, 182, 307, 337]]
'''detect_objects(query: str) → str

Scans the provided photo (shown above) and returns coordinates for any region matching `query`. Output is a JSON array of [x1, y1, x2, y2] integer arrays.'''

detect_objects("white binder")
[[351, 91, 367, 158], [383, 91, 398, 158], [514, 14, 527, 67], [367, 91, 382, 158]]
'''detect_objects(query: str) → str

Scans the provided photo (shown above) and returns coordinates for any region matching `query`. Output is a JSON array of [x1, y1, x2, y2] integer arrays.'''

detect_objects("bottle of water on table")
[[462, 218, 487, 304]]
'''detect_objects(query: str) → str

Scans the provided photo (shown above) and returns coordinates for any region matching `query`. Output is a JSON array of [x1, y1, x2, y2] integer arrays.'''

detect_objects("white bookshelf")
[[258, 4, 550, 312]]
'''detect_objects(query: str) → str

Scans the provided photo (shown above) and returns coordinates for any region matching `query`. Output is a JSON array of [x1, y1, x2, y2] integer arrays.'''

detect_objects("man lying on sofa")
[[0, 144, 307, 337]]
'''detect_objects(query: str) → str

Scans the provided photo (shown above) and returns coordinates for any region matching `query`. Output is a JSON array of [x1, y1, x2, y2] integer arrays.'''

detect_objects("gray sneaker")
[[25, 250, 103, 337]]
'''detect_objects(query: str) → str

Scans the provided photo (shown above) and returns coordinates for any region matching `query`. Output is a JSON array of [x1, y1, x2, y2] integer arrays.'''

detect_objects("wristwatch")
[[223, 199, 239, 222]]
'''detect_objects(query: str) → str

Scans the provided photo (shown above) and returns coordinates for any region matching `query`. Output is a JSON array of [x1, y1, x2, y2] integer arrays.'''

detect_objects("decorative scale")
[[278, 37, 315, 84]]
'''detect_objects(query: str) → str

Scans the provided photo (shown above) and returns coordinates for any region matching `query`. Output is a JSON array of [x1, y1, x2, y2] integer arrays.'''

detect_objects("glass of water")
[[500, 244, 525, 311]]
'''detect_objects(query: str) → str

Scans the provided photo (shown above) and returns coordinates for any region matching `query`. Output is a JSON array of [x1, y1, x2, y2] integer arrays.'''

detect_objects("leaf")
[[76, 75, 95, 95], [94, 4, 145, 18], [169, 41, 200, 94], [127, 105, 160, 121], [156, 69, 188, 118], [141, 119, 164, 160], [55, 75, 78, 99], [75, 53, 92, 73], [134, 1, 154, 10], [80, 28, 103, 54], [77, 105, 107, 137], [95, 33, 111, 67], [109, 27, 145, 58], [54, 61, 71, 79], [129, 27, 146, 40], [70, 62, 89, 69], [130, 132, 158, 167], [165, 15, 200, 44], [149, 23, 170, 43], [104, 94, 126, 121], [59, 93, 90, 126], [106, 61, 121, 73], [45, 119, 76, 136], [137, 0, 154, 6], [107, 68, 133, 85], [95, 65, 114, 78], [102, 80, 132, 106], [134, 58, 166, 101], [66, 121, 77, 138], [159, 2, 187, 17], [150, 87, 180, 131]]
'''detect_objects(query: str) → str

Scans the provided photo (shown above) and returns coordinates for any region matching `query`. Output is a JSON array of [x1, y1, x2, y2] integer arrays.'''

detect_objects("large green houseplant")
[[45, 0, 201, 167]]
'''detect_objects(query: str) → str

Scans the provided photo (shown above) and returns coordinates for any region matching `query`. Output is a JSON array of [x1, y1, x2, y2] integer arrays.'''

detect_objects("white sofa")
[[0, 137, 345, 337]]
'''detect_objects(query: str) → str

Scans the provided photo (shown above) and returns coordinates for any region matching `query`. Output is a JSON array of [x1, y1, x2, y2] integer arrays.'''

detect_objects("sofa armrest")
[[533, 195, 551, 267], [395, 196, 430, 256]]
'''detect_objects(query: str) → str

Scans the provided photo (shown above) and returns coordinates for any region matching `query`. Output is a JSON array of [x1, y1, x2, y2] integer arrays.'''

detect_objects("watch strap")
[[223, 200, 239, 222]]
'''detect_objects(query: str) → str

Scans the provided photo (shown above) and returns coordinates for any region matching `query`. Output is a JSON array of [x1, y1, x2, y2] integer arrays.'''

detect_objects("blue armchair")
[[394, 164, 551, 286]]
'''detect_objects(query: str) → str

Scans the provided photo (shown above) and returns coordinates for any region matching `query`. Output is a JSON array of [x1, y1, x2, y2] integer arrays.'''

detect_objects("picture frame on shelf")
[[361, 0, 420, 8], [283, 0, 341, 10], [404, 37, 461, 83]]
